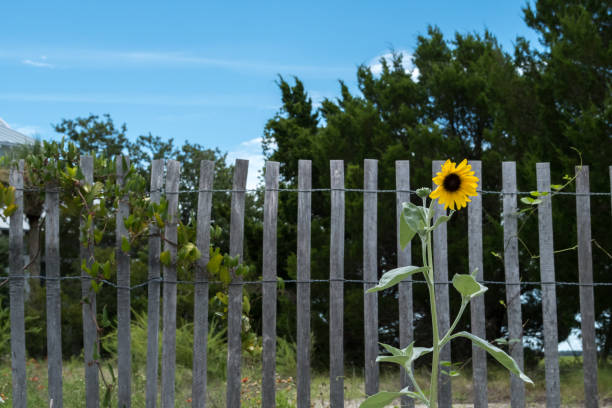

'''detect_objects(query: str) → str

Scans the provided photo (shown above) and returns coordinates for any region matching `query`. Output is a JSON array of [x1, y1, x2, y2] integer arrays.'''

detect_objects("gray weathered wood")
[[575, 165, 599, 408], [262, 161, 280, 408], [468, 161, 487, 408], [116, 156, 132, 408], [192, 160, 214, 408], [46, 175, 63, 408], [502, 161, 525, 408], [395, 160, 413, 408], [9, 160, 26, 408], [80, 156, 99, 408], [146, 159, 164, 408], [329, 160, 345, 408], [161, 160, 180, 408], [535, 163, 561, 407], [363, 159, 379, 396], [297, 160, 312, 408], [226, 159, 249, 408], [432, 160, 451, 408]]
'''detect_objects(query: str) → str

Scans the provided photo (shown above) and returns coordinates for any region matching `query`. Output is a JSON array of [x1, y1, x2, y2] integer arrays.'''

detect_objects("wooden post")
[[226, 159, 249, 408], [396, 160, 413, 408], [161, 160, 180, 408], [363, 159, 379, 396], [329, 160, 345, 408], [502, 161, 525, 408], [575, 166, 599, 408], [192, 160, 214, 408], [9, 160, 26, 408], [297, 160, 312, 408], [116, 155, 131, 408], [80, 156, 99, 408], [432, 160, 451, 407], [146, 159, 164, 408], [535, 163, 561, 407], [262, 161, 280, 407], [46, 178, 63, 408], [468, 161, 487, 408]]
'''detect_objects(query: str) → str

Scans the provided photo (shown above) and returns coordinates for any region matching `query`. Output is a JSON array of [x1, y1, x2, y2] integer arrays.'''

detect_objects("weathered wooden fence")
[[5, 158, 610, 408]]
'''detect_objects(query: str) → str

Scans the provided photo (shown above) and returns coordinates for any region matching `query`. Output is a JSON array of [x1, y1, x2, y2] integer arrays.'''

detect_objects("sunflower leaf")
[[400, 202, 426, 248], [432, 210, 454, 230], [451, 331, 533, 384], [452, 274, 487, 300], [367, 265, 428, 293]]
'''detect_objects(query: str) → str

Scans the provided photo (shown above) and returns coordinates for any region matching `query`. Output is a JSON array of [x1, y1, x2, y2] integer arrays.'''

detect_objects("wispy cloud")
[[227, 137, 268, 189], [0, 92, 279, 109], [3, 49, 351, 77], [368, 51, 419, 81], [22, 56, 54, 68]]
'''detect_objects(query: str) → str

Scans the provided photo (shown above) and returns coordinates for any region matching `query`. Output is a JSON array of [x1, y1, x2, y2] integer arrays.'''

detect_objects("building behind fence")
[[5, 157, 611, 408]]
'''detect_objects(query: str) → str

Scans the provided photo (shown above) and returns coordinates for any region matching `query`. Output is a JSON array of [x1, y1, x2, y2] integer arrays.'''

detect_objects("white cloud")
[[368, 51, 420, 82], [22, 56, 54, 68], [13, 125, 41, 137], [227, 138, 267, 190]]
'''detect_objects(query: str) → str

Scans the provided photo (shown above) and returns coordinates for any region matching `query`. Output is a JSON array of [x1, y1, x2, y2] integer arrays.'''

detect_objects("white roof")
[[0, 118, 35, 146]]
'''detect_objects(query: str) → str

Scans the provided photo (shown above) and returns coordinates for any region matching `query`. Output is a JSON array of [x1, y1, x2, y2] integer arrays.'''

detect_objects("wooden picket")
[[80, 156, 99, 408], [432, 160, 452, 408], [116, 155, 131, 408], [226, 159, 249, 408], [262, 161, 280, 407], [502, 161, 526, 408], [536, 163, 561, 407], [395, 160, 413, 408], [363, 159, 379, 396], [297, 160, 312, 408], [468, 161, 487, 408], [9, 160, 26, 408], [46, 175, 63, 408]]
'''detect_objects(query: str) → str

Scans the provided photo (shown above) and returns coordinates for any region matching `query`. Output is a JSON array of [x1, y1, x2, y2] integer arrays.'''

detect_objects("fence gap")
[[329, 160, 345, 408], [395, 160, 413, 408], [9, 160, 26, 408], [363, 159, 379, 396], [501, 161, 525, 408], [468, 160, 487, 408], [575, 165, 599, 408], [46, 172, 63, 408], [116, 155, 132, 407], [262, 161, 280, 407], [161, 160, 180, 408], [297, 160, 312, 408], [146, 159, 164, 408], [226, 159, 249, 408], [432, 160, 451, 407], [80, 156, 99, 408], [535, 163, 561, 406], [192, 160, 214, 408]]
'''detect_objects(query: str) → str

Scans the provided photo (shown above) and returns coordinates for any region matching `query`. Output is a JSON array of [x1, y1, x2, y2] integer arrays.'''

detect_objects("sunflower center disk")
[[443, 173, 461, 192]]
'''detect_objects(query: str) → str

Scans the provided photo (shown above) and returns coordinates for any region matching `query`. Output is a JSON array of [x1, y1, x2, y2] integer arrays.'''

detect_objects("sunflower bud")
[[416, 187, 431, 199]]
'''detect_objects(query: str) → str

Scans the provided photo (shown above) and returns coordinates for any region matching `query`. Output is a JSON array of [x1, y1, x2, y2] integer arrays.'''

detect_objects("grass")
[[1, 355, 611, 407]]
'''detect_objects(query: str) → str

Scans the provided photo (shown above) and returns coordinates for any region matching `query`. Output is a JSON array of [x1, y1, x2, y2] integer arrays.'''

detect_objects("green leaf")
[[376, 342, 432, 368], [452, 274, 487, 300], [530, 191, 549, 197], [207, 252, 223, 275], [121, 236, 130, 253], [520, 197, 542, 205], [550, 184, 563, 191], [366, 266, 428, 293], [432, 210, 454, 230], [452, 331, 533, 384], [94, 229, 103, 244], [400, 202, 425, 248], [102, 262, 111, 280], [160, 250, 171, 266]]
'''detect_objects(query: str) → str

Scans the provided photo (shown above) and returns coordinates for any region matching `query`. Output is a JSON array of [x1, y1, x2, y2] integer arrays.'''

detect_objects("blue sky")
[[1, 1, 542, 183]]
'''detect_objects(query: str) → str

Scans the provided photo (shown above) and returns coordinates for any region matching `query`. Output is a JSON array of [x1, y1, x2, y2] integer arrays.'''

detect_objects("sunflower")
[[430, 159, 479, 210]]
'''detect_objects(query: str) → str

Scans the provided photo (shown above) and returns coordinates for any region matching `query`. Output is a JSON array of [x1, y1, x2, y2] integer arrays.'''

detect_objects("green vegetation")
[[0, 355, 610, 406]]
